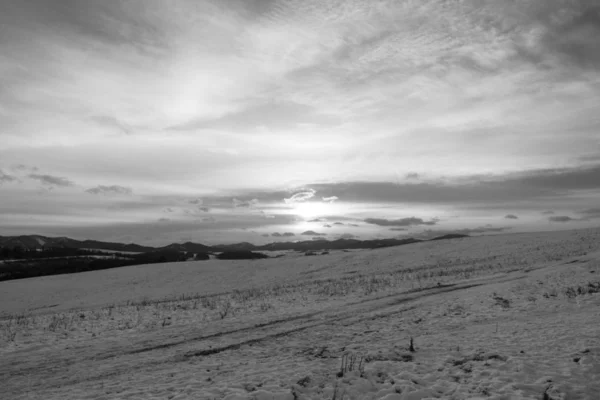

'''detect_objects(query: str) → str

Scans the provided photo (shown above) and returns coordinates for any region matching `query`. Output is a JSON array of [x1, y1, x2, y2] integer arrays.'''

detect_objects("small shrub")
[[1, 317, 19, 342], [337, 352, 365, 378], [47, 314, 73, 332], [218, 300, 233, 319], [200, 296, 218, 310], [492, 293, 511, 308]]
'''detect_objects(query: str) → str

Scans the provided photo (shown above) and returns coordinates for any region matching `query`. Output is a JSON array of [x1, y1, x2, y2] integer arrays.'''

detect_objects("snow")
[[1, 228, 599, 399]]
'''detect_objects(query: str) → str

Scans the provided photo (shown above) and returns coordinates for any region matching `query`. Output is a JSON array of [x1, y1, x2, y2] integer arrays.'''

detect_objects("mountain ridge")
[[0, 234, 469, 254]]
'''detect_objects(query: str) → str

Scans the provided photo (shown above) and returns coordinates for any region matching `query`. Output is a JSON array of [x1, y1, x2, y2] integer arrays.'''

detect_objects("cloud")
[[389, 228, 407, 231], [10, 164, 38, 173], [322, 196, 339, 203], [158, 218, 171, 223], [282, 232, 295, 237], [514, 165, 600, 191], [85, 185, 132, 195], [173, 100, 339, 132], [90, 115, 131, 135], [338, 233, 357, 240], [28, 173, 75, 187], [182, 163, 600, 213], [364, 217, 437, 227], [261, 233, 269, 237], [271, 232, 282, 237], [405, 173, 420, 180], [0, 169, 17, 184], [260, 212, 276, 219], [348, 223, 360, 227], [333, 222, 344, 225], [184, 205, 210, 215], [579, 154, 600, 163], [301, 230, 326, 236], [504, 214, 519, 219], [308, 165, 600, 205], [284, 189, 316, 204], [578, 208, 600, 219], [323, 224, 332, 228], [188, 198, 203, 205], [541, 210, 555, 215], [548, 216, 577, 223], [233, 198, 259, 208], [536, 5, 600, 70]]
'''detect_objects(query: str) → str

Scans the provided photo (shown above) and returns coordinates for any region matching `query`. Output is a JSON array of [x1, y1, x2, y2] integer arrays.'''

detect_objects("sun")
[[293, 201, 336, 220]]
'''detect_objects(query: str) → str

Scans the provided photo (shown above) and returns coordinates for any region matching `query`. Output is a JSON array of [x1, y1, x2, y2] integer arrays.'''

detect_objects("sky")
[[1, 0, 599, 246]]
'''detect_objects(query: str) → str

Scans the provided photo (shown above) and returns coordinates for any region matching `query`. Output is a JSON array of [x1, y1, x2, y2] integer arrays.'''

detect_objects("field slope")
[[1, 228, 600, 399]]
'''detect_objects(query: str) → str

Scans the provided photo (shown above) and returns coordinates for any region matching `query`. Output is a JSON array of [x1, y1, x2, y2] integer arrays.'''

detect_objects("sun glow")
[[293, 201, 337, 220]]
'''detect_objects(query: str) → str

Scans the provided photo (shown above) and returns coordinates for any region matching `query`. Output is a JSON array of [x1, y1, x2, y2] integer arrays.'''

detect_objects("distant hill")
[[156, 242, 213, 253], [0, 235, 57, 250], [212, 242, 257, 252], [429, 234, 470, 241], [0, 233, 472, 281], [77, 240, 155, 252], [0, 235, 154, 253], [0, 233, 469, 256], [254, 237, 422, 251]]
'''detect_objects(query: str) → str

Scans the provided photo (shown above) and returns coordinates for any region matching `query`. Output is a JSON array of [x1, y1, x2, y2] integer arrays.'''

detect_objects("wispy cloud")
[[0, 169, 17, 184], [549, 216, 578, 223], [301, 230, 326, 236], [284, 189, 316, 204], [90, 115, 132, 135], [28, 173, 75, 187], [578, 208, 600, 219], [232, 198, 259, 208], [504, 214, 519, 220], [270, 232, 295, 238], [86, 185, 132, 196]]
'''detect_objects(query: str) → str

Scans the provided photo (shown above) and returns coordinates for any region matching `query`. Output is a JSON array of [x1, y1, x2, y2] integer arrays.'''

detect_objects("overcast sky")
[[1, 0, 599, 245]]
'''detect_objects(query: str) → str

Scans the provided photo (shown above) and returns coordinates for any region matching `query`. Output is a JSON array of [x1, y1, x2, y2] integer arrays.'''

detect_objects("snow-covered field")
[[1, 228, 599, 399]]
